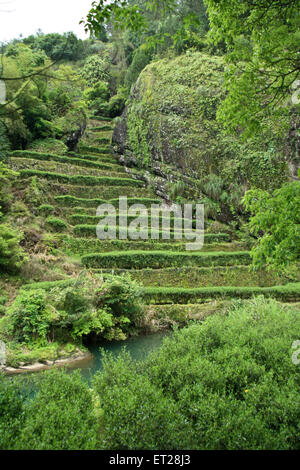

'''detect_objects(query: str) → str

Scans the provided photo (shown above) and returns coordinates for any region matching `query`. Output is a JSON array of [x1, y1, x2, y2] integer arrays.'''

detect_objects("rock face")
[[66, 122, 87, 152], [113, 52, 293, 221], [112, 108, 128, 155]]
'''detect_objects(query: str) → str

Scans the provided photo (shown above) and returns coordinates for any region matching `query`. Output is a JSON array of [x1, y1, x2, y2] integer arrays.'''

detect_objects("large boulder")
[[113, 52, 291, 221]]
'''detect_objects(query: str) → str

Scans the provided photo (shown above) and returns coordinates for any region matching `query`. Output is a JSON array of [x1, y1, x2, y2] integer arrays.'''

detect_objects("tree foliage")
[[243, 178, 300, 270], [0, 44, 87, 149], [205, 0, 300, 136], [4, 274, 143, 345]]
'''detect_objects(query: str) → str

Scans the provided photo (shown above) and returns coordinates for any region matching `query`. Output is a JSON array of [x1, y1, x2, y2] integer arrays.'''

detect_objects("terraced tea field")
[[8, 117, 300, 311]]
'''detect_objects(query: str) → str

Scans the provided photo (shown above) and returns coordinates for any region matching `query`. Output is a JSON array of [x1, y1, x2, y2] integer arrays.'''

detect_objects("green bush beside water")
[[0, 274, 144, 367], [1, 298, 300, 450], [93, 298, 300, 450]]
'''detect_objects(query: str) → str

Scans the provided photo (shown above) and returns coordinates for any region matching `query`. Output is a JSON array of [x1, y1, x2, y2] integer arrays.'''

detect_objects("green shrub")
[[93, 137, 111, 145], [109, 197, 161, 207], [125, 46, 153, 90], [55, 236, 236, 257], [93, 297, 300, 449], [54, 195, 159, 208], [96, 274, 143, 324], [21, 279, 76, 291], [82, 250, 251, 270], [243, 181, 300, 270], [84, 81, 109, 104], [8, 274, 144, 346], [6, 289, 53, 343], [107, 93, 126, 118], [46, 217, 68, 232], [70, 213, 224, 231], [10, 201, 30, 217], [14, 370, 99, 450], [38, 204, 55, 216], [66, 151, 100, 162], [74, 224, 230, 241], [0, 374, 26, 449], [0, 225, 27, 273], [122, 265, 290, 289], [93, 101, 109, 117], [0, 123, 11, 163]]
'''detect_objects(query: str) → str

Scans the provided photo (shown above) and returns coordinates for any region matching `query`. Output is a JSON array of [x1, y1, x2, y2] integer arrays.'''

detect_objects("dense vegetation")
[[0, 0, 299, 451], [1, 298, 300, 450]]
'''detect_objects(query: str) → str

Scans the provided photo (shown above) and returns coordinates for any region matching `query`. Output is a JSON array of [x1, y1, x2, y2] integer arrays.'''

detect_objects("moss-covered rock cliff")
[[113, 52, 289, 221]]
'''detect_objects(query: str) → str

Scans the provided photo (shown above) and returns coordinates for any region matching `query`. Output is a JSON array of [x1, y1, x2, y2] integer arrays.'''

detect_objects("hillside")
[[0, 111, 299, 370], [0, 0, 300, 452]]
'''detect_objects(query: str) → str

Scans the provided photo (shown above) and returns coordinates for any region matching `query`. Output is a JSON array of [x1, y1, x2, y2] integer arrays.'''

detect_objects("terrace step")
[[20, 279, 300, 304], [19, 169, 145, 188], [86, 137, 111, 145], [9, 151, 123, 172], [73, 224, 229, 242], [68, 213, 211, 229], [81, 250, 251, 270], [142, 284, 300, 304], [66, 152, 118, 165], [53, 235, 245, 256], [9, 158, 127, 178], [51, 185, 155, 199], [78, 144, 111, 154], [95, 265, 294, 288], [88, 125, 113, 132], [54, 195, 161, 208]]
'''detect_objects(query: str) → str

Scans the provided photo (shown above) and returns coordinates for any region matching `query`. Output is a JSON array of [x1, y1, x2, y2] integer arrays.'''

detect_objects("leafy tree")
[[204, 0, 300, 136], [125, 44, 154, 89], [81, 55, 111, 87], [1, 45, 87, 149], [6, 290, 54, 343], [243, 178, 300, 270], [84, 0, 209, 51], [25, 32, 88, 62], [5, 274, 143, 345]]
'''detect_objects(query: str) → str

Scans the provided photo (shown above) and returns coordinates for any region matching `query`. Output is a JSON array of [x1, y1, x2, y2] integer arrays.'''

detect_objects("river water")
[[6, 331, 170, 385], [75, 331, 170, 382]]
